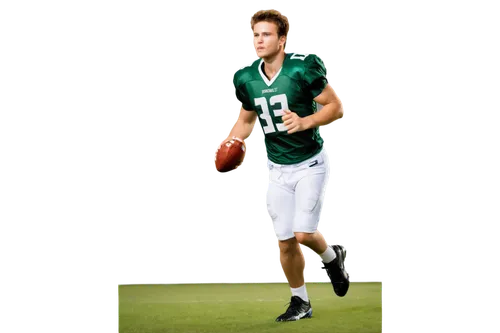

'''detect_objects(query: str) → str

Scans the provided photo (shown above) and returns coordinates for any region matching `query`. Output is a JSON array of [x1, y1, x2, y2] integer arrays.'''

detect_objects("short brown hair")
[[251, 9, 289, 43]]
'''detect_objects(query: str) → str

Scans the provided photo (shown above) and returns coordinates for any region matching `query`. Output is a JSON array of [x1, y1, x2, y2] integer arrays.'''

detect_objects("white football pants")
[[266, 149, 329, 240]]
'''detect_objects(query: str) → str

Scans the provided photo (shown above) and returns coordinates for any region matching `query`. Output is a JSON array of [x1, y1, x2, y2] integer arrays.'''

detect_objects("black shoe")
[[275, 296, 312, 322], [322, 245, 350, 297]]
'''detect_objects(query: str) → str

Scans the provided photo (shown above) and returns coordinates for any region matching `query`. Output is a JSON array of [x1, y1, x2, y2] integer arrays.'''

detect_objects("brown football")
[[215, 137, 246, 172]]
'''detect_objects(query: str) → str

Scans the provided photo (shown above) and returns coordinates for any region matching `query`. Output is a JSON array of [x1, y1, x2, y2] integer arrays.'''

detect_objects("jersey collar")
[[258, 59, 283, 87]]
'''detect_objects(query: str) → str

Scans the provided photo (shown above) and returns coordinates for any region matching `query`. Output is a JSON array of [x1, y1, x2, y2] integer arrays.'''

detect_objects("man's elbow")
[[333, 103, 343, 121], [337, 106, 344, 119]]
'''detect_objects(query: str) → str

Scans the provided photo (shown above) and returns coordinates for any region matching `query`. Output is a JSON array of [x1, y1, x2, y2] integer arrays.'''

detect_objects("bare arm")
[[226, 107, 257, 141], [304, 84, 345, 128]]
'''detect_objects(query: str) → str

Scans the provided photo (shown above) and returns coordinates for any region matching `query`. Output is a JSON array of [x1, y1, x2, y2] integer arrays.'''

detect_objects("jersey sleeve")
[[303, 55, 328, 98], [233, 72, 254, 111]]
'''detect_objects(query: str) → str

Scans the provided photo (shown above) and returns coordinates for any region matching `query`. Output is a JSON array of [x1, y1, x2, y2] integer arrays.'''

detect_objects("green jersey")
[[233, 53, 328, 165]]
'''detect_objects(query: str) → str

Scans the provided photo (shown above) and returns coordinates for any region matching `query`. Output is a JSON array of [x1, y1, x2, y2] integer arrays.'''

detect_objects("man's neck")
[[262, 51, 286, 80]]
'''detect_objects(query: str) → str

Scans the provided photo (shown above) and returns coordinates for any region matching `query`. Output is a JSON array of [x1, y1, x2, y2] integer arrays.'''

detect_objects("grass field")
[[119, 282, 381, 333]]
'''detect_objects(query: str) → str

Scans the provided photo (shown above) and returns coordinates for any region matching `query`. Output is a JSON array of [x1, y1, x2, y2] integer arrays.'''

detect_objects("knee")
[[278, 238, 299, 255], [294, 232, 314, 245]]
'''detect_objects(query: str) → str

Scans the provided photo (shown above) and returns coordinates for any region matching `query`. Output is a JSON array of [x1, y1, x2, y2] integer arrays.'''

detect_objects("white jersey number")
[[254, 94, 289, 134], [290, 53, 309, 61]]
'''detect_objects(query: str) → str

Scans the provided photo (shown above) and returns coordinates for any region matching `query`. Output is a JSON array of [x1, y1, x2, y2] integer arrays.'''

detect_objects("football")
[[215, 137, 246, 172]]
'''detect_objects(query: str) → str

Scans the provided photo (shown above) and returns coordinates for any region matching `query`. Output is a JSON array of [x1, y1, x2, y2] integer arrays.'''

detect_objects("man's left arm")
[[303, 83, 345, 129]]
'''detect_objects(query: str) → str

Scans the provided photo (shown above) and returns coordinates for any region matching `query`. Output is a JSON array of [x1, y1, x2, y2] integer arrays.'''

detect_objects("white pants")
[[266, 149, 329, 241]]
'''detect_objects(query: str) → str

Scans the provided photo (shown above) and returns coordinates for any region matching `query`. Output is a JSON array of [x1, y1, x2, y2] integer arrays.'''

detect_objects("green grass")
[[119, 282, 381, 333]]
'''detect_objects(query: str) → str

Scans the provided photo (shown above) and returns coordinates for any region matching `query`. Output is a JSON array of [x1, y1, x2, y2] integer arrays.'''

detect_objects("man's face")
[[253, 21, 285, 58]]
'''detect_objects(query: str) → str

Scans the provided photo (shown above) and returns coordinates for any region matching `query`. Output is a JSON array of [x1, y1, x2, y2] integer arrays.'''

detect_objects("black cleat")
[[275, 296, 313, 322], [322, 245, 350, 297]]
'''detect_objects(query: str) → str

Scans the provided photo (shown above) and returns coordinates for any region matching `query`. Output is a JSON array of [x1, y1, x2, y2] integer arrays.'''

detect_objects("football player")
[[221, 9, 349, 322]]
